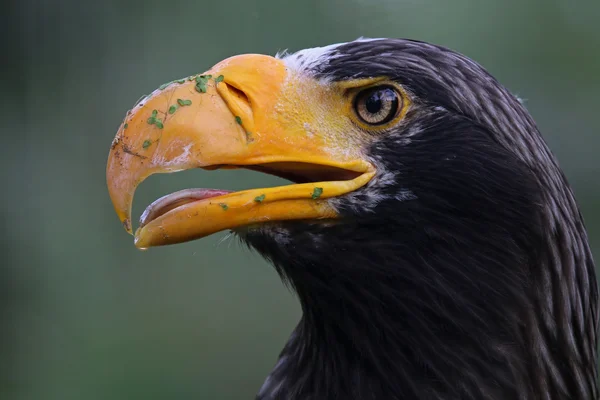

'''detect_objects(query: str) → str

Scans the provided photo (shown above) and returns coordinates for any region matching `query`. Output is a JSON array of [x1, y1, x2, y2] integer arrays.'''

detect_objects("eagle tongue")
[[139, 188, 232, 229]]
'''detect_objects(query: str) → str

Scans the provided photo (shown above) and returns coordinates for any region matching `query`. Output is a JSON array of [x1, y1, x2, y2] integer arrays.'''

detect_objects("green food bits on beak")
[[215, 75, 224, 83], [235, 116, 242, 125], [195, 75, 212, 93], [254, 194, 266, 203], [123, 123, 128, 129], [311, 187, 323, 199], [146, 110, 164, 128], [168, 105, 178, 114], [142, 140, 152, 149], [159, 82, 171, 90], [219, 203, 229, 210], [176, 79, 186, 84], [177, 98, 192, 106], [195, 82, 207, 93]]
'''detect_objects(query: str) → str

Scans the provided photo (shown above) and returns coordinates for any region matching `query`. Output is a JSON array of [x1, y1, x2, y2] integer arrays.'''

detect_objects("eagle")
[[106, 38, 598, 399]]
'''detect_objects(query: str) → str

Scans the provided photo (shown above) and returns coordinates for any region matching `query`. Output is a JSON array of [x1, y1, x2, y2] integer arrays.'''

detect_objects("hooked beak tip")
[[123, 218, 133, 235]]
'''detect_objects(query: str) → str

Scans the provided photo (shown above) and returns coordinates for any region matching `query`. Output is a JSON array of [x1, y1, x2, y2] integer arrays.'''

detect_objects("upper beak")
[[107, 54, 375, 248]]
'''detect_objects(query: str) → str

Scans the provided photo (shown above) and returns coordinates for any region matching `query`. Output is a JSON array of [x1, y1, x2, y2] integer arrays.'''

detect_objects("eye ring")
[[353, 85, 401, 126]]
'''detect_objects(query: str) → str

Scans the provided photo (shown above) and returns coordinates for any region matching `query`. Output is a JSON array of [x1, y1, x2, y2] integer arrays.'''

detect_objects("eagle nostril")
[[228, 84, 250, 106], [216, 81, 254, 135]]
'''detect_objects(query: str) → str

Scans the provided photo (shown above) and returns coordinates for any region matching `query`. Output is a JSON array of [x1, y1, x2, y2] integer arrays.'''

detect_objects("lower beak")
[[106, 54, 375, 248]]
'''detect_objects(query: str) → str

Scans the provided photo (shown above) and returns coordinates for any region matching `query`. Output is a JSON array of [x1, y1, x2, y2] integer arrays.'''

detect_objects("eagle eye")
[[354, 86, 401, 125]]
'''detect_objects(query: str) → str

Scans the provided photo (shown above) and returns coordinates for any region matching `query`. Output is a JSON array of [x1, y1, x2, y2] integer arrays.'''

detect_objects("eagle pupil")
[[366, 93, 383, 114]]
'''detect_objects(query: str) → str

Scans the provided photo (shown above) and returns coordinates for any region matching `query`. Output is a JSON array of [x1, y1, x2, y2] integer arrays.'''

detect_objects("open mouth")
[[138, 162, 364, 230], [139, 188, 234, 230], [106, 53, 375, 248]]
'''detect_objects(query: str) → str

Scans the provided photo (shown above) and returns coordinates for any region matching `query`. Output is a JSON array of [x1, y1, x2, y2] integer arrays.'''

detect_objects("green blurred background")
[[2, 0, 599, 398]]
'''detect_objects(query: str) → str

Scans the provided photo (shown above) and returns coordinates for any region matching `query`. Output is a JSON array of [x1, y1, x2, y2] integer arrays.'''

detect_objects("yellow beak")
[[107, 54, 375, 248]]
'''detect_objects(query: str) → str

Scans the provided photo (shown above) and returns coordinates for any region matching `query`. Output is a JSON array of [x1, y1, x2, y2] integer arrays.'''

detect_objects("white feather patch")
[[277, 37, 386, 76]]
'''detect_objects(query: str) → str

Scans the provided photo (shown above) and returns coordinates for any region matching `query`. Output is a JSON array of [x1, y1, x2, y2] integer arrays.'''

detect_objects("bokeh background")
[[2, 0, 599, 398]]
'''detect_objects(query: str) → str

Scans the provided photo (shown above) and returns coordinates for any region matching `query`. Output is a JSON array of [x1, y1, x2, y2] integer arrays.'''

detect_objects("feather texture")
[[242, 38, 597, 400]]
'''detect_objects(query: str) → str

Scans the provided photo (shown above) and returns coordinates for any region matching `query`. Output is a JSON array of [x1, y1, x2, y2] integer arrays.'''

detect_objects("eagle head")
[[107, 38, 598, 400]]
